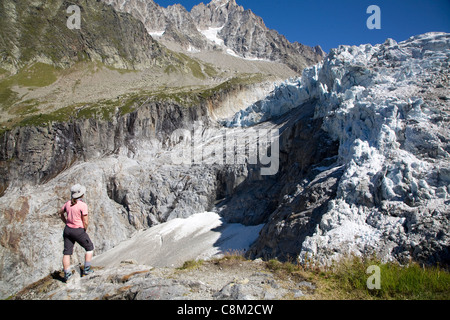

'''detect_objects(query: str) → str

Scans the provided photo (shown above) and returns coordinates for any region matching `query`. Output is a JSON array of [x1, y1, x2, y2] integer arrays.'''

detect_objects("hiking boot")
[[64, 270, 73, 283], [83, 265, 94, 276]]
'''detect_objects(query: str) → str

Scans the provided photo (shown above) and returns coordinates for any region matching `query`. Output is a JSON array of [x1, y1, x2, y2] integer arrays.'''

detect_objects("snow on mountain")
[[101, 0, 324, 72], [227, 32, 450, 265], [199, 26, 225, 46], [93, 211, 264, 268]]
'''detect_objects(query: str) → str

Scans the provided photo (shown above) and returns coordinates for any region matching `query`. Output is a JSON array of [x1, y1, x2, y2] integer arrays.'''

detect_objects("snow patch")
[[199, 26, 225, 47], [149, 30, 165, 38], [93, 212, 264, 268], [199, 26, 271, 61], [187, 45, 200, 53]]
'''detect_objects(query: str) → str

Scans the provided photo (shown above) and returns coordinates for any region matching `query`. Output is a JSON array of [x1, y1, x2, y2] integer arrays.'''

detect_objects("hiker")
[[57, 184, 94, 282]]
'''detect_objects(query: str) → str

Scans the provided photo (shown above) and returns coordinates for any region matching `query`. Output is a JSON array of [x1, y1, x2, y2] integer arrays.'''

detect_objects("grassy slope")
[[168, 253, 450, 300], [267, 256, 450, 300], [0, 55, 269, 138]]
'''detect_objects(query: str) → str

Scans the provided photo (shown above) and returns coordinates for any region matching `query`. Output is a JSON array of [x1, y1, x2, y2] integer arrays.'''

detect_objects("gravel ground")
[[12, 259, 317, 300]]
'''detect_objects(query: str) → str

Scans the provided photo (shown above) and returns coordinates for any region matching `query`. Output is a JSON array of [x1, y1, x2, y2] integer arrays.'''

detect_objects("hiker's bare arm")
[[82, 214, 89, 231], [58, 208, 66, 224]]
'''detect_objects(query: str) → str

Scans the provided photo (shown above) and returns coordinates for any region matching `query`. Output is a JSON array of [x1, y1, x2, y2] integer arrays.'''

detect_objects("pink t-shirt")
[[61, 200, 88, 229]]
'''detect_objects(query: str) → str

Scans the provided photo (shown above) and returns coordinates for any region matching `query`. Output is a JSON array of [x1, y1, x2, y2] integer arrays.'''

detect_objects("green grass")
[[18, 106, 75, 127], [203, 63, 219, 78], [178, 259, 205, 270], [164, 51, 221, 80], [0, 60, 269, 135], [0, 85, 18, 110], [339, 257, 450, 300], [14, 63, 58, 87], [0, 63, 59, 111], [293, 256, 450, 300], [2, 89, 145, 132], [0, 68, 9, 77], [197, 73, 266, 100], [177, 254, 450, 299], [146, 73, 267, 107], [267, 259, 298, 275], [164, 65, 178, 75], [9, 99, 40, 116]]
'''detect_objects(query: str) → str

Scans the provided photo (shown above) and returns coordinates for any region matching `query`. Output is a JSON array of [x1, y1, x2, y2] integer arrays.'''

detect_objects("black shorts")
[[63, 226, 94, 255]]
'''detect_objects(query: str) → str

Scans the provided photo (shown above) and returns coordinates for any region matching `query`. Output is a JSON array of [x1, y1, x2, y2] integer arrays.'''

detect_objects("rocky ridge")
[[101, 0, 325, 73]]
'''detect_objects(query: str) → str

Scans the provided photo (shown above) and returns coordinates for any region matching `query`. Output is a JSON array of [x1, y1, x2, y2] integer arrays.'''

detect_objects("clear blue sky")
[[156, 0, 450, 52]]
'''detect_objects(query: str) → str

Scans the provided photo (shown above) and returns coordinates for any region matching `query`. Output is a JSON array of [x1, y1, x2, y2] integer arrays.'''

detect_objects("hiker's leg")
[[85, 250, 93, 263], [78, 230, 94, 266], [62, 227, 75, 272], [83, 250, 94, 275], [63, 255, 71, 270]]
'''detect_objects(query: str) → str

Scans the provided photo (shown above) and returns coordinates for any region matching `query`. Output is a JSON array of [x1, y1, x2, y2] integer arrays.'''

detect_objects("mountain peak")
[[210, 0, 236, 5], [101, 0, 324, 73], [208, 0, 240, 11]]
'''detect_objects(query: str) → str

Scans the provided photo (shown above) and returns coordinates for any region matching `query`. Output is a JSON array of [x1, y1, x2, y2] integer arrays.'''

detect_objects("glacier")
[[227, 32, 450, 265]]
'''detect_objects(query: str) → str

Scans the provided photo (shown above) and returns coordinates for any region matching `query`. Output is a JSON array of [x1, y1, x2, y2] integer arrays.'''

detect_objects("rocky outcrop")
[[102, 0, 211, 51], [0, 0, 164, 73]]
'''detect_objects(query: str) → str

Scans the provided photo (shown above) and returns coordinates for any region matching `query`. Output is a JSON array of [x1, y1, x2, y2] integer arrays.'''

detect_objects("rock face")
[[0, 101, 210, 192], [191, 0, 324, 72], [102, 0, 210, 51], [219, 101, 340, 259], [0, 0, 164, 72], [101, 0, 325, 73]]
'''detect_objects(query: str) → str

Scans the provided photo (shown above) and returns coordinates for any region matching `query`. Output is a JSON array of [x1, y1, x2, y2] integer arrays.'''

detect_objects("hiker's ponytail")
[[71, 198, 78, 206]]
